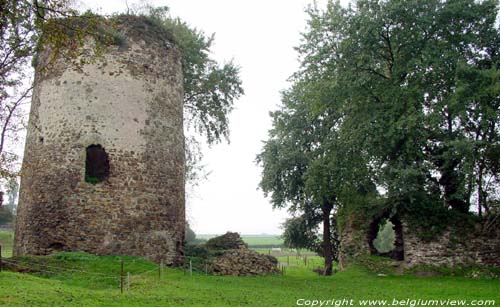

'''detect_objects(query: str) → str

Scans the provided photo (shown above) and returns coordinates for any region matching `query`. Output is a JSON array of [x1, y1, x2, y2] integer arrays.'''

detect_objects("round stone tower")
[[14, 17, 185, 265]]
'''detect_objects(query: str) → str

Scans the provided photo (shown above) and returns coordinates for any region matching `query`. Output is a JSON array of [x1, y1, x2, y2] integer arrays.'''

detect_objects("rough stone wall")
[[339, 215, 500, 269], [338, 217, 371, 270], [209, 249, 280, 276], [403, 222, 500, 268], [14, 18, 185, 265]]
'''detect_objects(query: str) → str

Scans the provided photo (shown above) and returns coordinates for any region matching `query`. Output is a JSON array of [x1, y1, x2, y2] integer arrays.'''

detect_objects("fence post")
[[189, 260, 192, 277], [287, 256, 289, 266], [120, 259, 124, 294], [160, 260, 164, 280], [127, 272, 130, 294], [205, 262, 208, 276], [0, 243, 2, 272]]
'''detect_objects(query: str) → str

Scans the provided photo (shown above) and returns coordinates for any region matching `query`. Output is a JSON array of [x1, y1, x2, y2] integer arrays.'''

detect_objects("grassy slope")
[[0, 252, 498, 307], [1, 231, 499, 306]]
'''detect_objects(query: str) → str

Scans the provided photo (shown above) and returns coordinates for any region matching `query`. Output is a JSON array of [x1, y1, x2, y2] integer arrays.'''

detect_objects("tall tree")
[[257, 78, 353, 275], [259, 0, 500, 272]]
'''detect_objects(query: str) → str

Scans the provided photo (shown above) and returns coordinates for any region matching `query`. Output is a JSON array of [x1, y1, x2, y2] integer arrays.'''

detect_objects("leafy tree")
[[0, 1, 113, 180], [373, 221, 396, 253], [282, 214, 339, 261], [129, 6, 244, 186], [310, 0, 500, 218], [281, 215, 320, 252], [0, 3, 243, 192], [0, 206, 14, 225], [257, 79, 352, 275], [185, 222, 196, 244], [260, 0, 500, 270]]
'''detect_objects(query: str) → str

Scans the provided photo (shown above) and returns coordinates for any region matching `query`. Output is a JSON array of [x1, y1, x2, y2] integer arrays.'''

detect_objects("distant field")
[[197, 234, 284, 247]]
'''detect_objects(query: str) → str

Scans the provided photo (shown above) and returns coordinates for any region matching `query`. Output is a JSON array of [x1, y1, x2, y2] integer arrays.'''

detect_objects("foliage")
[[281, 215, 340, 261], [1, 3, 244, 191], [0, 1, 119, 183], [281, 216, 320, 251], [0, 206, 14, 225], [84, 175, 100, 185], [184, 244, 211, 259], [373, 221, 396, 253], [185, 223, 196, 244], [260, 0, 500, 248], [5, 177, 19, 207], [129, 6, 244, 186]]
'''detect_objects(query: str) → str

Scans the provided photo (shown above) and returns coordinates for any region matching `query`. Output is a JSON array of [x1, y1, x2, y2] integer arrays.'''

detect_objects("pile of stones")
[[198, 232, 280, 276]]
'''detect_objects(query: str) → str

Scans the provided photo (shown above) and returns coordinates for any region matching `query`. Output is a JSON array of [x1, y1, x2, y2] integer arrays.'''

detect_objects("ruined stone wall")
[[403, 221, 500, 268], [14, 18, 185, 265], [339, 214, 500, 269]]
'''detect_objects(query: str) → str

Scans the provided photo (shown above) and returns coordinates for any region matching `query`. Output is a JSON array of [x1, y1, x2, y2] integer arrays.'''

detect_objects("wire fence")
[[0, 245, 326, 295]]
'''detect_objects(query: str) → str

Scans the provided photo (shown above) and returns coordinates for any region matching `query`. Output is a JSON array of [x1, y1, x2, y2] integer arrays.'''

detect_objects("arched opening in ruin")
[[85, 144, 110, 184], [48, 242, 66, 251], [367, 214, 404, 260]]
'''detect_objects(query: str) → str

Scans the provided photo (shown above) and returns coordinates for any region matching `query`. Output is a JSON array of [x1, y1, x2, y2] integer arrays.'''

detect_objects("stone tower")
[[14, 17, 185, 265]]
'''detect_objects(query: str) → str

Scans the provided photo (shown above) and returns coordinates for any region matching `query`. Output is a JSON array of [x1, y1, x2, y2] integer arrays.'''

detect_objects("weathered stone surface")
[[210, 248, 280, 276], [14, 17, 185, 265], [339, 216, 500, 269], [190, 232, 279, 276], [403, 222, 500, 268], [205, 231, 248, 251]]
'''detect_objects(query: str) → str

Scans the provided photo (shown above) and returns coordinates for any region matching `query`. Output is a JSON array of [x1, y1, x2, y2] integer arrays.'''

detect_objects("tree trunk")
[[477, 161, 485, 217], [322, 202, 333, 276]]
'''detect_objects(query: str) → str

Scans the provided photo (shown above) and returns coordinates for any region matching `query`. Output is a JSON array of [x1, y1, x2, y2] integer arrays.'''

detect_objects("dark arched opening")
[[48, 242, 66, 252], [367, 213, 404, 261], [85, 144, 110, 184]]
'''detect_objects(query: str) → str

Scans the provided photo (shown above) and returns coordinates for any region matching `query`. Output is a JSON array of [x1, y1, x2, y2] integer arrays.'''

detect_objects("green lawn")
[[0, 251, 498, 307], [0, 231, 498, 306], [0, 229, 14, 258]]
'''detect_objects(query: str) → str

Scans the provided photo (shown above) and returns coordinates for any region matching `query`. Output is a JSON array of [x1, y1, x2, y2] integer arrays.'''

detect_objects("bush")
[[0, 206, 14, 225], [184, 244, 210, 259]]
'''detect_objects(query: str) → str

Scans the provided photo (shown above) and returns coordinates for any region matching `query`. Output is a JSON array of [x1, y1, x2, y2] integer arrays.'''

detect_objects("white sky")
[[73, 0, 333, 235]]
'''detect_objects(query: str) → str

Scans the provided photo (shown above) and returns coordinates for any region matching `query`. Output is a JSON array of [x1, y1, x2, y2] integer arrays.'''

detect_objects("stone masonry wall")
[[403, 221, 500, 268], [14, 17, 185, 265], [339, 215, 500, 269]]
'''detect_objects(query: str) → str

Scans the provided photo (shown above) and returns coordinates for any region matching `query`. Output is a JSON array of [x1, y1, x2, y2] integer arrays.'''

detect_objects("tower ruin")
[[14, 16, 185, 265]]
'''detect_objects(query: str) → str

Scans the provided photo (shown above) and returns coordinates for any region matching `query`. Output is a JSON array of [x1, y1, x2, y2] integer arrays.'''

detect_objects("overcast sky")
[[77, 0, 334, 235]]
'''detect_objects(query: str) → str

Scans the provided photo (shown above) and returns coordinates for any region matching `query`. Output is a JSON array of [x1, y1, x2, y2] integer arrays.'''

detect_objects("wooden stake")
[[127, 272, 130, 294], [120, 259, 124, 294]]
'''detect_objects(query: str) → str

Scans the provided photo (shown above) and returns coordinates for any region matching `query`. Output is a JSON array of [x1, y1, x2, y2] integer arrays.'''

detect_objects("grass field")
[[0, 230, 14, 258], [1, 231, 499, 307], [197, 234, 284, 247]]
